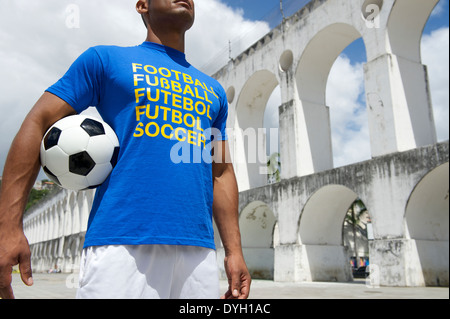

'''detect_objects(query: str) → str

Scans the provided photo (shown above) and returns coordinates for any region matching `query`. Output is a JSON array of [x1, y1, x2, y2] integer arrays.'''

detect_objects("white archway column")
[[234, 70, 279, 191], [362, 0, 439, 157], [279, 71, 333, 180], [364, 53, 437, 157]]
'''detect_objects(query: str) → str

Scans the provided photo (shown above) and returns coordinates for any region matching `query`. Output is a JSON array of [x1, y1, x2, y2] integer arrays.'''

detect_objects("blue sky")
[[221, 0, 312, 27], [222, 0, 449, 64]]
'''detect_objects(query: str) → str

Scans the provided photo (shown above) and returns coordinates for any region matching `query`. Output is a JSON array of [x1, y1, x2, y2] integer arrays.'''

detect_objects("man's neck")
[[145, 28, 186, 53]]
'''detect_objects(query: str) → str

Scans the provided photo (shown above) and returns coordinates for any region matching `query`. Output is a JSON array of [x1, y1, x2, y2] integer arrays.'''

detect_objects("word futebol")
[[179, 303, 271, 316]]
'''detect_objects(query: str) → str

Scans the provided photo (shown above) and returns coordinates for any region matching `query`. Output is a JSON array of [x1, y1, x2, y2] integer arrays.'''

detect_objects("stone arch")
[[404, 162, 449, 286], [406, 162, 449, 241], [299, 185, 358, 245], [387, 0, 441, 63], [234, 70, 279, 191], [239, 201, 277, 279], [296, 23, 363, 106], [297, 185, 359, 282], [294, 23, 363, 174]]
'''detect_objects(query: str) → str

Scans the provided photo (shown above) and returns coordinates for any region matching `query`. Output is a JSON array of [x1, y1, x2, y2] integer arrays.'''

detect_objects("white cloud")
[[326, 56, 370, 168], [188, 1, 270, 74], [421, 27, 450, 142], [0, 0, 269, 178]]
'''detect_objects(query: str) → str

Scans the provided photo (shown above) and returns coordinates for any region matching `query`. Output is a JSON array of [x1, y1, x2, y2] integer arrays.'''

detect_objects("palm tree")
[[345, 199, 368, 268]]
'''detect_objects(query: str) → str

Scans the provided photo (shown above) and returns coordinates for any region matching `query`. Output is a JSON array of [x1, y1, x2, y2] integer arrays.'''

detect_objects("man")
[[0, 0, 251, 299]]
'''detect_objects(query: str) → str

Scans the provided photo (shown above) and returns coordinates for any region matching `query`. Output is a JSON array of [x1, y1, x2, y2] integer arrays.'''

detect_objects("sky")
[[0, 0, 448, 180]]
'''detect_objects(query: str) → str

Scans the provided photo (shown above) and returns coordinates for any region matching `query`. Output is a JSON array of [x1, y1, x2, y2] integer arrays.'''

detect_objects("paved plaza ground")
[[9, 273, 449, 299]]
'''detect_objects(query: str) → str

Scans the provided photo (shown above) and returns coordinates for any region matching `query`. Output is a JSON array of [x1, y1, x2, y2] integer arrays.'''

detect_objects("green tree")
[[26, 188, 51, 211]]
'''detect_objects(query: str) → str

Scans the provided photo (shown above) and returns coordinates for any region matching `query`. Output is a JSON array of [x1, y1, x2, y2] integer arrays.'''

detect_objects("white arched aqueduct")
[[212, 0, 448, 287], [24, 0, 448, 287], [24, 190, 94, 273], [221, 0, 439, 189]]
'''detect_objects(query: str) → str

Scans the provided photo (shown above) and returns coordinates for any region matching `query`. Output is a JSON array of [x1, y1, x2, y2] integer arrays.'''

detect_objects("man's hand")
[[221, 253, 251, 299], [212, 141, 251, 299], [0, 92, 75, 299], [0, 227, 33, 299]]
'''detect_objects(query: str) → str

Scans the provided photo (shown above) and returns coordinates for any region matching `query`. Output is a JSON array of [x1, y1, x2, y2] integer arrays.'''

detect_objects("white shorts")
[[76, 245, 220, 299]]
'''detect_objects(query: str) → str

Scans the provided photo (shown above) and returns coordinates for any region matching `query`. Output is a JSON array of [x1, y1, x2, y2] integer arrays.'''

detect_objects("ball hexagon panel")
[[43, 127, 62, 150], [86, 135, 115, 164], [42, 146, 70, 176], [81, 118, 105, 137], [104, 124, 120, 147], [69, 151, 96, 176], [57, 126, 90, 155], [57, 173, 89, 191], [111, 147, 120, 167]]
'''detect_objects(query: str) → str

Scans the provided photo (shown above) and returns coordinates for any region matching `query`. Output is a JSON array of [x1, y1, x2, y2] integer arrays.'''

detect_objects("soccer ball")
[[40, 115, 120, 191]]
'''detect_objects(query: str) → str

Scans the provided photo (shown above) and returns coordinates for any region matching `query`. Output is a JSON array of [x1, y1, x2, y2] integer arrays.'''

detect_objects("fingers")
[[220, 287, 232, 299], [0, 285, 15, 300], [221, 255, 252, 299], [234, 278, 251, 299], [238, 279, 250, 299], [231, 277, 241, 298], [0, 267, 14, 299], [0, 258, 32, 299], [222, 274, 251, 299], [18, 251, 33, 287], [0, 231, 33, 299]]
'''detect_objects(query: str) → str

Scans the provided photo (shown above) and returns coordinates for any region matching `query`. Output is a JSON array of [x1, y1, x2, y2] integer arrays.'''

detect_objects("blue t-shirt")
[[46, 42, 228, 250]]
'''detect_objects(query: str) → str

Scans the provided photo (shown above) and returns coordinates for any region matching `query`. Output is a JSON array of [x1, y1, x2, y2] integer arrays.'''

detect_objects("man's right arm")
[[0, 92, 75, 299]]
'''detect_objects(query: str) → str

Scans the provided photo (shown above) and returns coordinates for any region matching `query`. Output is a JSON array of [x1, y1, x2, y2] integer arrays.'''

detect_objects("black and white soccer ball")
[[40, 115, 120, 191]]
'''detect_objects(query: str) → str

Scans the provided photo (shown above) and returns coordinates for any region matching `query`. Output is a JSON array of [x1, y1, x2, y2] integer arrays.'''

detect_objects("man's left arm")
[[212, 141, 251, 299]]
